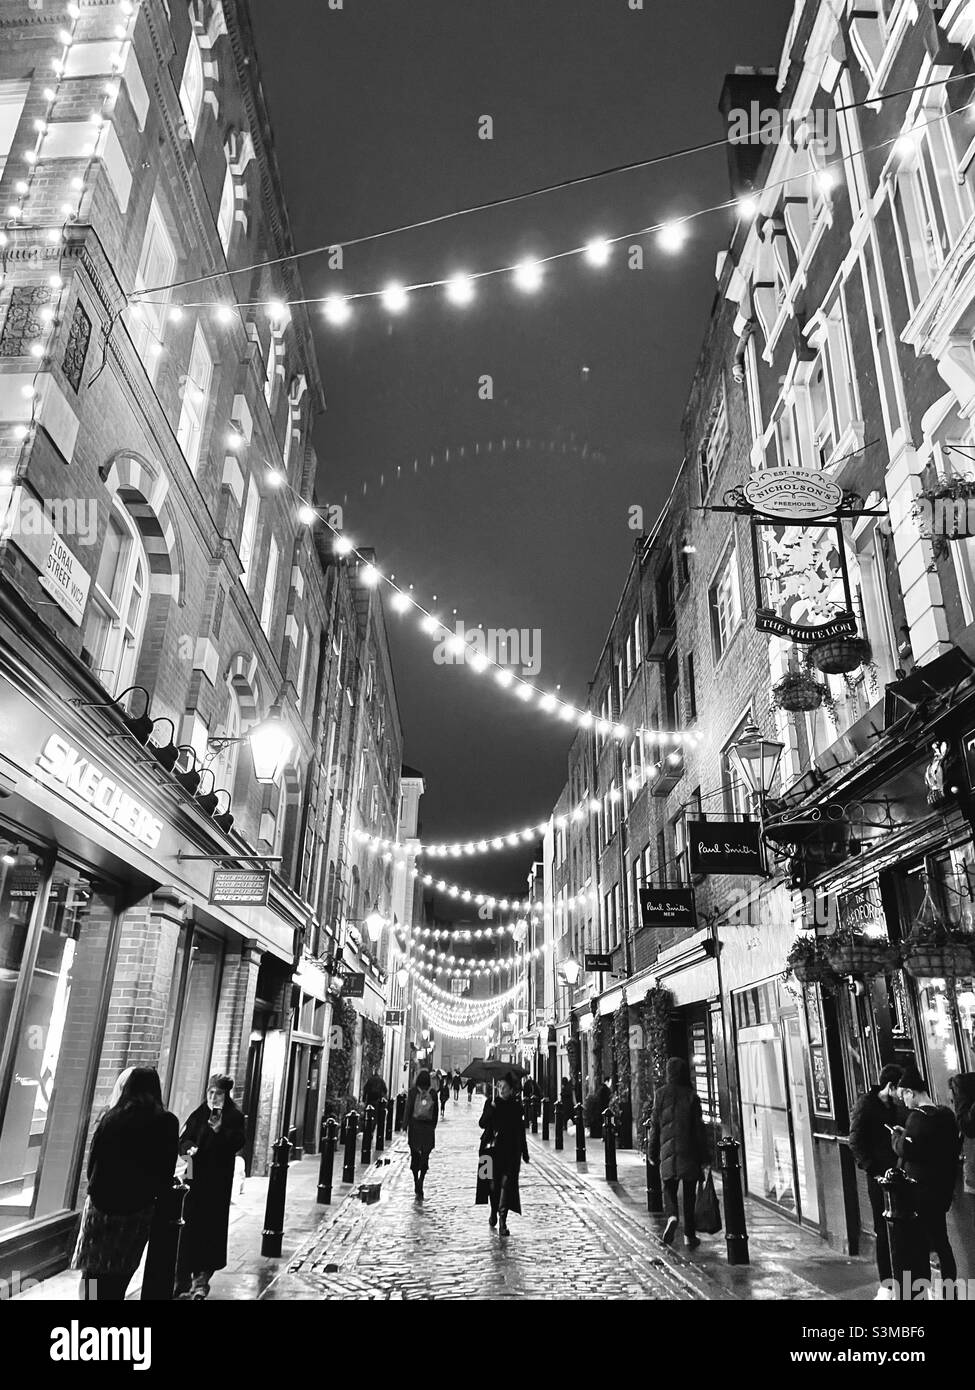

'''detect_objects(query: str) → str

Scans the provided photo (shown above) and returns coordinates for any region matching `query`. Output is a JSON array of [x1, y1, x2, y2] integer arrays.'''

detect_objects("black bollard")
[[717, 1137, 749, 1265], [554, 1100, 564, 1151], [531, 1094, 540, 1135], [317, 1117, 339, 1205], [261, 1134, 291, 1257], [394, 1092, 406, 1132], [375, 1098, 387, 1154], [541, 1097, 551, 1142], [880, 1167, 924, 1299], [288, 1124, 302, 1162], [361, 1104, 375, 1163], [644, 1120, 663, 1213], [141, 1177, 188, 1300], [342, 1111, 359, 1184], [574, 1102, 586, 1163], [603, 1108, 618, 1182]]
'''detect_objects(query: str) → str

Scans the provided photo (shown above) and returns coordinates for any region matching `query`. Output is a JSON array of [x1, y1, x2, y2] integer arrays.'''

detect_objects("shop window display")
[[0, 845, 117, 1234]]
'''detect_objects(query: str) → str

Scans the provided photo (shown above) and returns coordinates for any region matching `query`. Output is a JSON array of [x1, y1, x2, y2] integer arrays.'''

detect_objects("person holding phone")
[[848, 1064, 905, 1299]]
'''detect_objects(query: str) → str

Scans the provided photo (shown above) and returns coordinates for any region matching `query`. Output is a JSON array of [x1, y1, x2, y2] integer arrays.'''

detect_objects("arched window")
[[84, 496, 150, 699]]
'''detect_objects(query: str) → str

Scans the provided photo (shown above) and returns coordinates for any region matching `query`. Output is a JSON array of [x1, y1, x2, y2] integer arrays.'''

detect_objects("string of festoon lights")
[[275, 476, 703, 742], [408, 969, 525, 1010], [126, 81, 974, 324], [406, 937, 552, 976]]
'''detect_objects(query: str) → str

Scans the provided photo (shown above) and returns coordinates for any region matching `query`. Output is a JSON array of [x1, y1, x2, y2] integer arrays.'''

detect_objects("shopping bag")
[[694, 1168, 722, 1235]]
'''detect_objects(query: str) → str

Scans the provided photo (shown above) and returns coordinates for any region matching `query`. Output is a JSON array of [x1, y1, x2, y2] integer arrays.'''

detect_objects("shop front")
[[0, 618, 298, 1280]]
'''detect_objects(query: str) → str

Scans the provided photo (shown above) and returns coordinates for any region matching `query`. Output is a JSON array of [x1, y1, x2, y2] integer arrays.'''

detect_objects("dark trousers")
[[663, 1177, 697, 1239], [867, 1174, 893, 1283], [80, 1272, 133, 1301], [409, 1147, 429, 1180], [915, 1199, 957, 1283]]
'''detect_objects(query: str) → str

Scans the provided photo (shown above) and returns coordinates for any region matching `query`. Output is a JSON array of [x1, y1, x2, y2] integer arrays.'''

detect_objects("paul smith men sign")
[[639, 887, 696, 928], [687, 820, 765, 876]]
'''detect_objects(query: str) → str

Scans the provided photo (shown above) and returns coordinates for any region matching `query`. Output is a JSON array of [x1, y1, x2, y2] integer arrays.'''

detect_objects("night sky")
[[251, 0, 784, 896]]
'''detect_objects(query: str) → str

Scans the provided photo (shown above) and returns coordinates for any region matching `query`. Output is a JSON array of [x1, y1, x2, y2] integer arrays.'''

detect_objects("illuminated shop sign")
[[32, 733, 163, 849]]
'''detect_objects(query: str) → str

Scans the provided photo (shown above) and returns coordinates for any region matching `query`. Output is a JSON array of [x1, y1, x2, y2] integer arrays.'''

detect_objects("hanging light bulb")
[[382, 281, 409, 313], [657, 220, 689, 252], [445, 273, 475, 306], [323, 296, 351, 326], [513, 258, 543, 292], [584, 237, 611, 267]]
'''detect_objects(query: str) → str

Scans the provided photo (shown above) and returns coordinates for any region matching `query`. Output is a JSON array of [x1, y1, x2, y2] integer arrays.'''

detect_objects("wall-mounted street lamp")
[[208, 697, 295, 786], [364, 910, 385, 944], [562, 957, 581, 987], [396, 966, 409, 989], [727, 722, 784, 812]]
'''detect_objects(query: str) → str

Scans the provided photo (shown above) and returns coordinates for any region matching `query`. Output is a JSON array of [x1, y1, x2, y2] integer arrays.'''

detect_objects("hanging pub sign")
[[639, 887, 696, 928], [738, 469, 861, 643], [687, 820, 765, 876], [742, 468, 844, 520], [341, 972, 366, 998], [836, 881, 886, 937]]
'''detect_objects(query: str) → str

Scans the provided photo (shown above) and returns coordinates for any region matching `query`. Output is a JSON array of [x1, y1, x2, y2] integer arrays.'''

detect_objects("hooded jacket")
[[950, 1072, 975, 1195], [647, 1058, 710, 1182], [848, 1086, 904, 1178]]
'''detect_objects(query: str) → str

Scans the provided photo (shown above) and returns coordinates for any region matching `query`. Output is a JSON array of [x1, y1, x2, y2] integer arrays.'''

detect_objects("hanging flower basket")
[[902, 938, 975, 980], [808, 637, 872, 676], [791, 959, 837, 986], [772, 671, 824, 713], [823, 932, 901, 977], [783, 936, 838, 990], [913, 478, 975, 557]]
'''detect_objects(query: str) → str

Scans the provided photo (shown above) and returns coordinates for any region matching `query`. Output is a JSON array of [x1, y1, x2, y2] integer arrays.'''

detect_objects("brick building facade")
[[536, 0, 975, 1278], [0, 0, 405, 1284]]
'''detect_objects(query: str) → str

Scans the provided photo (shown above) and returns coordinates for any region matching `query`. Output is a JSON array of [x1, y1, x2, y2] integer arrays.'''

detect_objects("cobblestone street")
[[263, 1100, 720, 1301]]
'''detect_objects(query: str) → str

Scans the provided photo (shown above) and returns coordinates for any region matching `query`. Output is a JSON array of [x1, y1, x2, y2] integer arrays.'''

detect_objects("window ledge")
[[900, 208, 975, 354], [864, 1, 920, 108], [822, 420, 866, 475]]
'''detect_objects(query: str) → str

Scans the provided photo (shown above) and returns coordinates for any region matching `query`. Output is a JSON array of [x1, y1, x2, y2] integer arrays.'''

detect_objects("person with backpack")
[[647, 1057, 710, 1250], [891, 1064, 961, 1288], [404, 1069, 439, 1200]]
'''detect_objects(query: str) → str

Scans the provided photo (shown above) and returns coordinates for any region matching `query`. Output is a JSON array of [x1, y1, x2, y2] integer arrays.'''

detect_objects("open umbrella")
[[460, 1059, 529, 1084]]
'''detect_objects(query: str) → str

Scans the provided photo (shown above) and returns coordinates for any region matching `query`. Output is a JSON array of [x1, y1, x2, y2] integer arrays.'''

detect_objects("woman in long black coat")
[[475, 1073, 530, 1236], [72, 1066, 178, 1300], [176, 1074, 246, 1299], [404, 1069, 439, 1199]]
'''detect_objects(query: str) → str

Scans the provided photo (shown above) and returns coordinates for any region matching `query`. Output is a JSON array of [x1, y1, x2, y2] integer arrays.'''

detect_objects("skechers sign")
[[33, 734, 163, 849], [687, 820, 765, 876]]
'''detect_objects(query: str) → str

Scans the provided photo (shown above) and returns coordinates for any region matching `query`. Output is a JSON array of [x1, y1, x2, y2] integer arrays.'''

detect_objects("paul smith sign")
[[33, 733, 163, 849], [743, 468, 844, 520], [687, 820, 765, 876]]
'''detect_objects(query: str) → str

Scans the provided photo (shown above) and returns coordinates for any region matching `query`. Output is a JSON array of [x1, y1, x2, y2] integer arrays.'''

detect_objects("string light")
[[445, 272, 475, 306]]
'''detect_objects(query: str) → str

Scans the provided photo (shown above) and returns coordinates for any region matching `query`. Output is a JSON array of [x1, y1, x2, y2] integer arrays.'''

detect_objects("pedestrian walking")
[[848, 1063, 904, 1299], [475, 1072, 530, 1238], [363, 1067, 387, 1109], [452, 1071, 462, 1102], [647, 1057, 710, 1251], [438, 1073, 450, 1118], [950, 1071, 975, 1238], [404, 1069, 438, 1200], [467, 1078, 476, 1104], [560, 1077, 575, 1126], [175, 1074, 246, 1300], [891, 1064, 961, 1290], [71, 1066, 179, 1301]]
